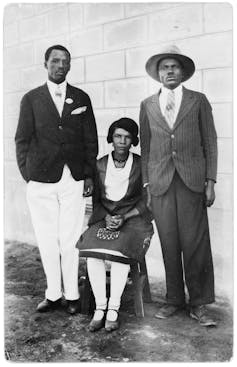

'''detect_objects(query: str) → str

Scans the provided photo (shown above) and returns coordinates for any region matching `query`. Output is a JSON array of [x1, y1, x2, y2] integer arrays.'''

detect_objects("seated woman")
[[77, 117, 153, 332]]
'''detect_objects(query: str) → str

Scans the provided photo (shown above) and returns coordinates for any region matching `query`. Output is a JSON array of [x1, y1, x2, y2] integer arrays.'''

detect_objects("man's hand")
[[205, 180, 215, 207], [83, 178, 94, 197]]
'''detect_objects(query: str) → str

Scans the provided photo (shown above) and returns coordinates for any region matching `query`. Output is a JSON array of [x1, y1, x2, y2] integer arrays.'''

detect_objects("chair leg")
[[80, 271, 94, 315], [80, 258, 151, 317], [140, 258, 152, 303], [130, 263, 145, 318]]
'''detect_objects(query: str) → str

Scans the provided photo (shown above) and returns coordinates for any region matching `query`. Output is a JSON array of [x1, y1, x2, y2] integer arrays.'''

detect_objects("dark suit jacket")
[[139, 87, 217, 196], [88, 153, 152, 225], [15, 82, 98, 183]]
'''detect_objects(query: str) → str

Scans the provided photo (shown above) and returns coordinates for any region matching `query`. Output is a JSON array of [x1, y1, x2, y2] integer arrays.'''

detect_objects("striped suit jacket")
[[139, 87, 217, 196]]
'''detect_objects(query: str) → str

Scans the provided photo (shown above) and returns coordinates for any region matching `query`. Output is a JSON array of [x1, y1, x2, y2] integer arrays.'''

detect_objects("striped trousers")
[[151, 171, 215, 306]]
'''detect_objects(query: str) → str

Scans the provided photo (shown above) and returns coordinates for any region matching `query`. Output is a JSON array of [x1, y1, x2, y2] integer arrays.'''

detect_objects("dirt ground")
[[4, 240, 233, 363]]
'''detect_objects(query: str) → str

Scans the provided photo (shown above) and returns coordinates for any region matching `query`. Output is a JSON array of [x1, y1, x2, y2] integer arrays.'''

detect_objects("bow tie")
[[55, 86, 62, 97]]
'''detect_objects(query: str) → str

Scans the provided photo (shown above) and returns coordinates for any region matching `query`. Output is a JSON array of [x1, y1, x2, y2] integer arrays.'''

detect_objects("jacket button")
[[59, 125, 63, 130], [171, 134, 175, 139], [172, 151, 176, 156]]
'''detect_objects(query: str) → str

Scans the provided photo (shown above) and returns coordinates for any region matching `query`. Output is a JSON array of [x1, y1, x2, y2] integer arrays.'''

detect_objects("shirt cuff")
[[206, 178, 216, 183]]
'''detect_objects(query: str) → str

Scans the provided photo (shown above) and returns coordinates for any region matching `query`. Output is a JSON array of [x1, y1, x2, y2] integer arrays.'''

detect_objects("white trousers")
[[87, 257, 130, 311], [27, 165, 86, 301]]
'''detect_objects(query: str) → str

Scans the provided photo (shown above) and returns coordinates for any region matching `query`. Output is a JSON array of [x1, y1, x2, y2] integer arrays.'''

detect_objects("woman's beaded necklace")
[[112, 152, 128, 168]]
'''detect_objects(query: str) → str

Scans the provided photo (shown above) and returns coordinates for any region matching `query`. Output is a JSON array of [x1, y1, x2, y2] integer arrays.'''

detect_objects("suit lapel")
[[62, 83, 77, 118], [38, 83, 80, 120], [173, 87, 198, 130], [38, 83, 60, 118], [148, 91, 171, 132]]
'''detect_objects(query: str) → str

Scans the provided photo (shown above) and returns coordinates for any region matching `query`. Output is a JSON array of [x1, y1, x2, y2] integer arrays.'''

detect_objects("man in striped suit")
[[139, 45, 217, 326]]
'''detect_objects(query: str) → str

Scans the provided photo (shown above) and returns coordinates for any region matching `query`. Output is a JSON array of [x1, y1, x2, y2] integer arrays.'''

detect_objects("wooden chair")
[[79, 249, 152, 318], [80, 201, 152, 317]]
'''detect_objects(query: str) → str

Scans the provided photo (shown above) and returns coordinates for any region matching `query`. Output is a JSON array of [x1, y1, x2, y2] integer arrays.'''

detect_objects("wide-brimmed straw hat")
[[145, 45, 195, 82]]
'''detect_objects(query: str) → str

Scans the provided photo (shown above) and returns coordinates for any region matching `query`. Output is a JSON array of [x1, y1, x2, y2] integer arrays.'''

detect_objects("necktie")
[[164, 90, 175, 128], [54, 85, 63, 116]]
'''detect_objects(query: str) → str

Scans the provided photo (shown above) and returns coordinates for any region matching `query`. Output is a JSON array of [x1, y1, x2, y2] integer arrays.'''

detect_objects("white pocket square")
[[71, 106, 87, 115]]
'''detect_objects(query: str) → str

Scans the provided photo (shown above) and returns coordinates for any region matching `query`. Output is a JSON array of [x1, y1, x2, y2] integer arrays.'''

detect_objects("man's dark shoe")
[[190, 305, 217, 327], [155, 304, 184, 319], [37, 298, 62, 313], [66, 299, 81, 315]]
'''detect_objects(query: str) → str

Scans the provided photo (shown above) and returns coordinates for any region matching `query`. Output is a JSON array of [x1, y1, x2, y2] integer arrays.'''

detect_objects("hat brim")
[[145, 53, 195, 82]]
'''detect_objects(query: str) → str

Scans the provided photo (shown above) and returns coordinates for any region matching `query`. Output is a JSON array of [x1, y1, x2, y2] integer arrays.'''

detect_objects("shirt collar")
[[161, 84, 183, 96], [47, 79, 67, 93]]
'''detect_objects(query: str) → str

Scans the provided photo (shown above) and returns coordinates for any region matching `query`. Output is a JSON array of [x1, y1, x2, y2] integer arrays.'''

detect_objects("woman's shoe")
[[105, 309, 119, 332], [88, 309, 106, 332]]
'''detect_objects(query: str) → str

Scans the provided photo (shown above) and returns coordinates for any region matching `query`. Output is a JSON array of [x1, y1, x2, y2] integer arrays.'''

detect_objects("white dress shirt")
[[47, 80, 69, 172], [47, 79, 67, 116], [159, 84, 183, 128]]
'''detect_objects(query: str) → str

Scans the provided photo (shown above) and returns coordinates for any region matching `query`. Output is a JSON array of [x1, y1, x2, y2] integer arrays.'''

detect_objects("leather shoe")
[[190, 305, 217, 327], [66, 299, 81, 315], [105, 310, 119, 332], [37, 298, 62, 313], [155, 304, 184, 319], [88, 310, 106, 332]]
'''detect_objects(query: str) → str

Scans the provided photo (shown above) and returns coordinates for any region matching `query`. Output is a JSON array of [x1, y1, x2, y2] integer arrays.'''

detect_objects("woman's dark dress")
[[77, 153, 153, 262]]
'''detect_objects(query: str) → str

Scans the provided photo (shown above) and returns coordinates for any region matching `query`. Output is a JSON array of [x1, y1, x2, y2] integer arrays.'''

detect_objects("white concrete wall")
[[3, 3, 233, 301]]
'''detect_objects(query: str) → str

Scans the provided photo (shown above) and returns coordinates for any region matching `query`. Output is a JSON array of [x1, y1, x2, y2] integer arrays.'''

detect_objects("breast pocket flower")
[[65, 98, 73, 104]]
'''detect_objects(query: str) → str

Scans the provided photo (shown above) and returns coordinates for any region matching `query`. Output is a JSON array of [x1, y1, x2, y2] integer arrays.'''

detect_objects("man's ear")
[[44, 61, 47, 70]]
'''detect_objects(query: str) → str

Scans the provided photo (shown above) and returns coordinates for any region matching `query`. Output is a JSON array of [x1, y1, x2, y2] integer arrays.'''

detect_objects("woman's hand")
[[105, 214, 124, 230], [112, 215, 125, 229]]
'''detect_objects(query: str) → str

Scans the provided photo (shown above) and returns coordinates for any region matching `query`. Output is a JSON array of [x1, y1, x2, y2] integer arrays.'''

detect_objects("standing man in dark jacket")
[[139, 45, 217, 326], [15, 45, 98, 314]]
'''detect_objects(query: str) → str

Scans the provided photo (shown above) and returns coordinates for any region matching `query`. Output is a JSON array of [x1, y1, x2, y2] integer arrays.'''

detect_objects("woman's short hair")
[[107, 117, 139, 147]]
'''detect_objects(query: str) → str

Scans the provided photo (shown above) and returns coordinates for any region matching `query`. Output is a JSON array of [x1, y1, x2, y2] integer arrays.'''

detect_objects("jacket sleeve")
[[133, 190, 153, 222], [83, 95, 98, 179], [199, 94, 218, 182], [139, 101, 151, 185], [15, 93, 34, 181], [134, 197, 148, 216]]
